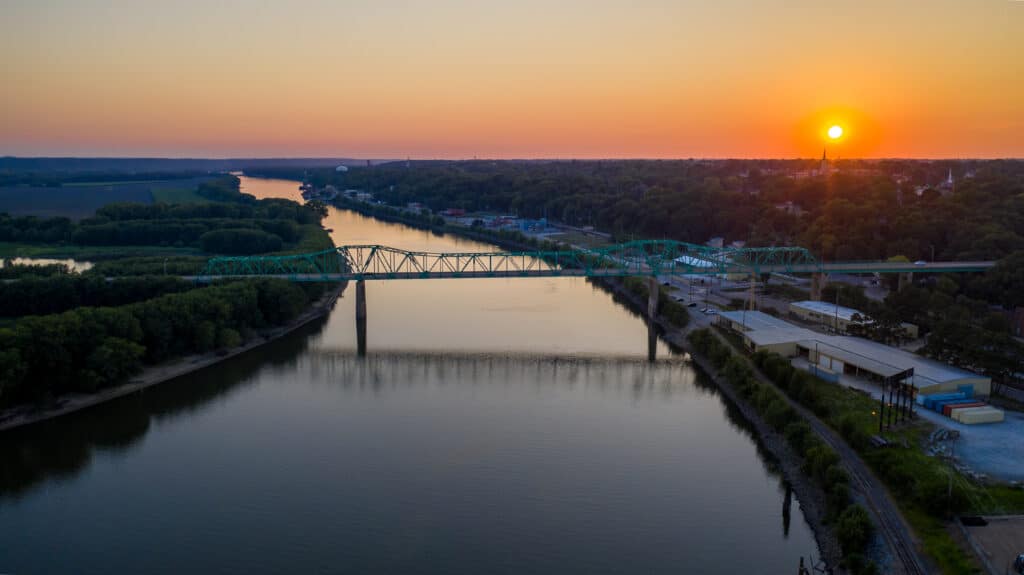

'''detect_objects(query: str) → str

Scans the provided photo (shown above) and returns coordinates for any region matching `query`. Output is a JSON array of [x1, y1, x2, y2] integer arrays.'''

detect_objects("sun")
[[827, 125, 844, 140]]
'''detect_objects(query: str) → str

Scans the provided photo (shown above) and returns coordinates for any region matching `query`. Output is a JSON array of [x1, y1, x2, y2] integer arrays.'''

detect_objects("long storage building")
[[718, 310, 991, 396]]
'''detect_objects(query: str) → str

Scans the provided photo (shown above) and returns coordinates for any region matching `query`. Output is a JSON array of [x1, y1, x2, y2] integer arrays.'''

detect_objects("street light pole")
[[163, 257, 168, 276], [834, 289, 840, 333]]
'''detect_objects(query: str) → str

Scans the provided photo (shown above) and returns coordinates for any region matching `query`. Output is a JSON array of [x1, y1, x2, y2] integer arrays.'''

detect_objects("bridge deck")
[[196, 241, 995, 281], [189, 260, 994, 282]]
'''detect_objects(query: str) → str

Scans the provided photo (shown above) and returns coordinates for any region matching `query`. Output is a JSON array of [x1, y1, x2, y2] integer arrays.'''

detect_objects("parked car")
[[687, 302, 698, 307], [914, 260, 927, 266]]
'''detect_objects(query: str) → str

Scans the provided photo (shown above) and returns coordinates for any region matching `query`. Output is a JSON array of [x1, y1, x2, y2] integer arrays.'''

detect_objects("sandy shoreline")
[[0, 284, 343, 433]]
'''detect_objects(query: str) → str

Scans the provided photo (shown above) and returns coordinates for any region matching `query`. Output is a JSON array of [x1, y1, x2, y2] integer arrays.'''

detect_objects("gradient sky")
[[2, 0, 1022, 158]]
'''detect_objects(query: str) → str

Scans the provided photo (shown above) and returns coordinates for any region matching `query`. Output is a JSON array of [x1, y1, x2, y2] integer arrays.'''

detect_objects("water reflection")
[[0, 256, 93, 272], [0, 176, 820, 574], [0, 314, 329, 500]]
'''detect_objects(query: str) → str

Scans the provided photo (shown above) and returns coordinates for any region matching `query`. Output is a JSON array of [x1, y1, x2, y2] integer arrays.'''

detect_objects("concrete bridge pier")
[[810, 272, 827, 301], [647, 322, 657, 363], [355, 279, 367, 357], [897, 272, 913, 292], [647, 276, 659, 318]]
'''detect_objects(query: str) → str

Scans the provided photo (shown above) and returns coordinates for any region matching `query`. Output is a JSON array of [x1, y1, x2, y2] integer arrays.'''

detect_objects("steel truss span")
[[198, 240, 815, 281], [197, 240, 994, 282]]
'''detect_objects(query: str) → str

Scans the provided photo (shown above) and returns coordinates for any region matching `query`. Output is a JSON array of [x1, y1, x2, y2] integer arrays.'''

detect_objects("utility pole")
[[834, 289, 840, 333]]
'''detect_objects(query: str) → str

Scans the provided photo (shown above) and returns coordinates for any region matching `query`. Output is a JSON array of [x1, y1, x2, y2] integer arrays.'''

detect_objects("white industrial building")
[[789, 300, 919, 338], [789, 300, 869, 333], [718, 310, 990, 396]]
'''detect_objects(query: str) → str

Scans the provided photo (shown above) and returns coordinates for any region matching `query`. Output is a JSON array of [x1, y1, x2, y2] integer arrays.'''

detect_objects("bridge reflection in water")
[[296, 348, 696, 399], [342, 279, 664, 362]]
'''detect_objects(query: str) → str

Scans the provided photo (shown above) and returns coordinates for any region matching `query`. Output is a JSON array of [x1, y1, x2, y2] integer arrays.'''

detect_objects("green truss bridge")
[[196, 240, 994, 282], [195, 240, 994, 357]]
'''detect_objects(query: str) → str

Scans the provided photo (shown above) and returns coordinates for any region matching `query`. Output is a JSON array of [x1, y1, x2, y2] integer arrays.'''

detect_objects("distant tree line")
[[0, 214, 74, 243], [0, 170, 209, 187], [0, 176, 328, 255], [0, 275, 194, 317], [0, 279, 325, 406], [262, 159, 1024, 263]]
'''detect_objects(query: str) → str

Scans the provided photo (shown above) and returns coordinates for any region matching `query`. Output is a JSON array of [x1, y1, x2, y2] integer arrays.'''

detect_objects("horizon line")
[[4, 155, 1023, 162]]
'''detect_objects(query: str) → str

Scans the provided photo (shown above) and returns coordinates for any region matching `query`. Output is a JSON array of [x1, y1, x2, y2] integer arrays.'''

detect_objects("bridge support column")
[[648, 323, 657, 363], [355, 280, 367, 357], [897, 272, 913, 292], [810, 272, 827, 301], [647, 276, 659, 319]]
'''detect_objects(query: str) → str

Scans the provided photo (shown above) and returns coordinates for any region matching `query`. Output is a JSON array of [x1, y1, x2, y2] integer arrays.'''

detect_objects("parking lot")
[[962, 515, 1024, 574]]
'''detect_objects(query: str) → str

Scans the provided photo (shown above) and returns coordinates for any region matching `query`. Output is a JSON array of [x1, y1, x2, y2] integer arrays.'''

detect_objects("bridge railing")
[[199, 240, 822, 279]]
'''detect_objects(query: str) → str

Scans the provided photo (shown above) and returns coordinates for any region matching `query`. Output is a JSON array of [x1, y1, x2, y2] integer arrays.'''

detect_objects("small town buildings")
[[789, 300, 870, 334]]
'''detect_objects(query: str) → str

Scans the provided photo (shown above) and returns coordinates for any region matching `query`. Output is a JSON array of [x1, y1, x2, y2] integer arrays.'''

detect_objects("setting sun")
[[827, 125, 844, 140]]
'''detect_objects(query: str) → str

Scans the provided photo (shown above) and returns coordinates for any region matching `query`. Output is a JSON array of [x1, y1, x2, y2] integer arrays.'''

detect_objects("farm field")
[[0, 176, 213, 219]]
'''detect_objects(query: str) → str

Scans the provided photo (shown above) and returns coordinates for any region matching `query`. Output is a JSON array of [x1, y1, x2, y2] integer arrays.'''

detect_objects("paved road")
[[780, 261, 995, 274]]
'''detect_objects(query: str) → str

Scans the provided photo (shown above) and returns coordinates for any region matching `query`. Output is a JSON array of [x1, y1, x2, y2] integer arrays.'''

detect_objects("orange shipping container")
[[943, 402, 985, 416]]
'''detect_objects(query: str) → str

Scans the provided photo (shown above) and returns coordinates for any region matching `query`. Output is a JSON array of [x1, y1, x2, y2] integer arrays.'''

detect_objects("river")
[[0, 176, 819, 574]]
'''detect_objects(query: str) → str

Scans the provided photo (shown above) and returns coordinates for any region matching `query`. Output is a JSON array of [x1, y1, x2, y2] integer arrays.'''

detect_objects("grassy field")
[[63, 180, 171, 187], [0, 242, 200, 260], [548, 230, 614, 250], [0, 185, 153, 219], [0, 177, 215, 219], [150, 183, 208, 204]]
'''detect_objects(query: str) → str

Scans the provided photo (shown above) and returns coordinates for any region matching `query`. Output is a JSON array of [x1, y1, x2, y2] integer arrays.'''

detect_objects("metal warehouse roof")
[[718, 310, 794, 332], [802, 336, 987, 387], [790, 300, 870, 323], [745, 326, 818, 346], [728, 312, 989, 388]]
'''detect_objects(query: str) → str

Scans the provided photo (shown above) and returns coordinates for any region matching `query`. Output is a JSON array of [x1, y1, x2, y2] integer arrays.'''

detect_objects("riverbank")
[[0, 283, 344, 432], [597, 277, 845, 571]]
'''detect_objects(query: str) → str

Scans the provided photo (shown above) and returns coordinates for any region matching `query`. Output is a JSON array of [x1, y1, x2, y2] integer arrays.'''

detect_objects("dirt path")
[[0, 284, 343, 433]]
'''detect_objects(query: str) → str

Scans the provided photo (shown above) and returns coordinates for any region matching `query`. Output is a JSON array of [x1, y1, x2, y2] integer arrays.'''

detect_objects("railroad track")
[[811, 419, 929, 575], [707, 329, 930, 575]]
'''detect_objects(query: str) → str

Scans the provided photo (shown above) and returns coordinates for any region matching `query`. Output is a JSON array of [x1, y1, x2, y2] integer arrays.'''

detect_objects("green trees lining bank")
[[0, 279, 325, 408], [0, 275, 194, 317], [687, 329, 876, 574], [0, 260, 70, 279], [621, 276, 690, 328], [746, 344, 1024, 573]]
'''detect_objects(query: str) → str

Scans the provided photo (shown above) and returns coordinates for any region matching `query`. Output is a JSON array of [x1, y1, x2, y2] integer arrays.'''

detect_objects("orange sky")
[[2, 0, 1022, 159]]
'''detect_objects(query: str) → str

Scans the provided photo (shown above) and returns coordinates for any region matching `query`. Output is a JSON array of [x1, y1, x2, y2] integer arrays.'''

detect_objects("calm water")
[[0, 256, 93, 272], [0, 176, 819, 574]]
